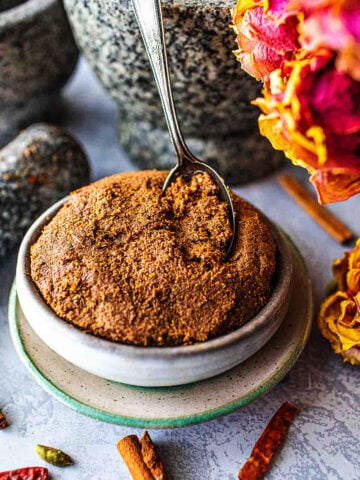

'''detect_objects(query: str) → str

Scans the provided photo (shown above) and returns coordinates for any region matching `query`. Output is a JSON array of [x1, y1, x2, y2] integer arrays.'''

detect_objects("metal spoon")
[[131, 0, 236, 256]]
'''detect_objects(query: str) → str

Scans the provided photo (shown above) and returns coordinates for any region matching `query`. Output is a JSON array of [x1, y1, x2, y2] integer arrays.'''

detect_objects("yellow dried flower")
[[318, 239, 360, 365]]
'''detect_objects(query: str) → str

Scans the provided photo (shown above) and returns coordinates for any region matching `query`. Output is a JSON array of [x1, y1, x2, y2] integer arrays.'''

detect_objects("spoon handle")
[[131, 0, 192, 165]]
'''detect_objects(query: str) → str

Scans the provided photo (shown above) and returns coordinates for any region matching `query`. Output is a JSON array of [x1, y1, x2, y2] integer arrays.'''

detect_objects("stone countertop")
[[0, 59, 359, 480]]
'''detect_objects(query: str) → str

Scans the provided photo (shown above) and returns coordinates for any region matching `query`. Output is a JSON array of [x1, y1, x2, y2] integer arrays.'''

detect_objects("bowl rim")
[[16, 195, 293, 359]]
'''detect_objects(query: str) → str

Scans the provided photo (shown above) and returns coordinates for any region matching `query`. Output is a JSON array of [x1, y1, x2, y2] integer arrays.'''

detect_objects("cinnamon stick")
[[140, 432, 168, 480], [279, 175, 355, 244], [117, 432, 168, 480]]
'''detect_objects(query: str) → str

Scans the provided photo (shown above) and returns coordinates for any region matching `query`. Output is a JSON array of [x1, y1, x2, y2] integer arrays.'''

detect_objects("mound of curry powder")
[[31, 170, 276, 346]]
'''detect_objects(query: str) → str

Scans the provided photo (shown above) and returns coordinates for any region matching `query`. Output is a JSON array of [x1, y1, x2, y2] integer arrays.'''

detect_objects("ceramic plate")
[[9, 242, 313, 428]]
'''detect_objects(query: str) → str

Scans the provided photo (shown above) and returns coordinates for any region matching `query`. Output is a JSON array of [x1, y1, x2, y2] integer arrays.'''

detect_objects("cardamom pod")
[[36, 444, 74, 467]]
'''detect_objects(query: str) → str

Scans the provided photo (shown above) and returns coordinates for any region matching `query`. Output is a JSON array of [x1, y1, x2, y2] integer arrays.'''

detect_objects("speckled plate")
[[8, 241, 312, 428]]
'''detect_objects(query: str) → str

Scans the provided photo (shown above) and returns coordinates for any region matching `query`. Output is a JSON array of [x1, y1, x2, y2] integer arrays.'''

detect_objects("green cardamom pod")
[[36, 444, 74, 467]]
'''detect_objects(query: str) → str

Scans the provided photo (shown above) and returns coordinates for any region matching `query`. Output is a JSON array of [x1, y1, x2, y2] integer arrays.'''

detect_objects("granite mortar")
[[0, 0, 78, 146], [64, 0, 285, 183]]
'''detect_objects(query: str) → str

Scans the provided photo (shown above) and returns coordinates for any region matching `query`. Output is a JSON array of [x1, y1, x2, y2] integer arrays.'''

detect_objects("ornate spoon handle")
[[131, 0, 192, 164]]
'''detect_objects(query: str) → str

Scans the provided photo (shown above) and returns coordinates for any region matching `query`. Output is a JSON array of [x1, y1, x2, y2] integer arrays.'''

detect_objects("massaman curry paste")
[[30, 170, 276, 347]]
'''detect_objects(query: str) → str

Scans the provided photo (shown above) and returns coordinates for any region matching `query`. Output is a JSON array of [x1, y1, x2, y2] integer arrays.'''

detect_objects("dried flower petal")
[[265, 0, 299, 20], [253, 53, 360, 203], [318, 240, 360, 365], [298, 0, 360, 80], [232, 1, 299, 81], [232, 0, 360, 202]]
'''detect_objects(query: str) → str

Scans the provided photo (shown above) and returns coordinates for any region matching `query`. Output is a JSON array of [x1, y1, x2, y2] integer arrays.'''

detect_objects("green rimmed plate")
[[8, 241, 313, 429]]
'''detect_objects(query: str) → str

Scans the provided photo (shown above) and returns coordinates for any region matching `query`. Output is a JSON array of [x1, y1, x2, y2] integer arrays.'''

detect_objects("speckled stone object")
[[0, 123, 90, 258], [63, 0, 284, 183], [0, 0, 78, 147]]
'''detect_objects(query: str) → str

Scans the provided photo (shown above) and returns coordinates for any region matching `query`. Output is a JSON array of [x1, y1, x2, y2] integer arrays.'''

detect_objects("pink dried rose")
[[232, 0, 360, 203], [254, 53, 360, 203], [232, 1, 299, 82], [265, 0, 299, 20], [297, 0, 360, 80]]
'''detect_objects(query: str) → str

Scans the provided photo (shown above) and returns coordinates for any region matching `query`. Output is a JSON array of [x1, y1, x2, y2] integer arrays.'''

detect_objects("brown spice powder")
[[30, 170, 276, 347]]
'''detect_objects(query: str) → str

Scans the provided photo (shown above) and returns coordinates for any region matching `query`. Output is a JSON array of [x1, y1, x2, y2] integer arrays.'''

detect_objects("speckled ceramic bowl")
[[16, 197, 293, 387]]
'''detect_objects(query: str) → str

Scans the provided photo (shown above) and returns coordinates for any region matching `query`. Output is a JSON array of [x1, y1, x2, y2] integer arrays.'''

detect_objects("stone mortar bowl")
[[63, 0, 284, 184], [16, 196, 293, 387], [0, 0, 78, 146]]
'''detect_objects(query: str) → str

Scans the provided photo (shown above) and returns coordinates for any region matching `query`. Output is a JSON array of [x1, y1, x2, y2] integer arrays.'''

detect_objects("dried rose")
[[294, 0, 360, 80], [254, 52, 360, 203], [232, 0, 299, 82], [232, 0, 360, 203], [318, 239, 360, 365]]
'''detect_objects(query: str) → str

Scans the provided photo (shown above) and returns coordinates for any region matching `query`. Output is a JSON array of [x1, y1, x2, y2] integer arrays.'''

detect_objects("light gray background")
[[1, 59, 359, 479]]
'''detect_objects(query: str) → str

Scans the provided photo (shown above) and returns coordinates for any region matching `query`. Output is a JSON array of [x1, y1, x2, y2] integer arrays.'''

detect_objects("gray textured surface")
[[0, 59, 359, 479], [63, 0, 284, 183]]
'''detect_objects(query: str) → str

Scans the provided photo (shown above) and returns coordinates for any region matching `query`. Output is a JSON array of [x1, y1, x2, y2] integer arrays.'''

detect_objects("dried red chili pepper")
[[239, 402, 299, 480], [0, 467, 48, 480], [0, 410, 8, 430]]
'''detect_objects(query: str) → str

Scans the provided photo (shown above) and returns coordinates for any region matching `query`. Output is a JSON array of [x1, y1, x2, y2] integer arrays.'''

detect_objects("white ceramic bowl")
[[16, 197, 293, 387]]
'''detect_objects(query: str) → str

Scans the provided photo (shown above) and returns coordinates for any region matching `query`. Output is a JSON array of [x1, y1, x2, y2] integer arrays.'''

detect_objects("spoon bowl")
[[163, 155, 236, 254], [131, 0, 236, 256]]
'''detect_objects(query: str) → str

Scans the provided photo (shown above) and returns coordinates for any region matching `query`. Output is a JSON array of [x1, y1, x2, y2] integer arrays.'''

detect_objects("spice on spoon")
[[117, 431, 168, 480], [238, 402, 299, 480]]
